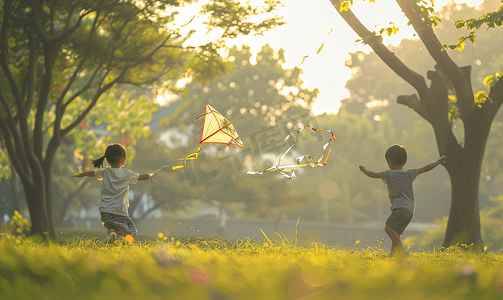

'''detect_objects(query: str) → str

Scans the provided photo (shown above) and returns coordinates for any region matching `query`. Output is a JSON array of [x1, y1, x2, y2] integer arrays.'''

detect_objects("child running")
[[358, 144, 446, 256], [72, 143, 155, 244]]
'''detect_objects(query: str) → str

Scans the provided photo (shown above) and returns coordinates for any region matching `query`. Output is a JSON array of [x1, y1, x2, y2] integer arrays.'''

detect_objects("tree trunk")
[[43, 149, 57, 238], [441, 114, 490, 250], [23, 179, 50, 239], [444, 172, 482, 249], [9, 164, 21, 213]]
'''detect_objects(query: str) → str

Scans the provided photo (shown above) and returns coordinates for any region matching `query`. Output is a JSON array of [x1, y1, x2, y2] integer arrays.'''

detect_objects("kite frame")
[[197, 103, 244, 148]]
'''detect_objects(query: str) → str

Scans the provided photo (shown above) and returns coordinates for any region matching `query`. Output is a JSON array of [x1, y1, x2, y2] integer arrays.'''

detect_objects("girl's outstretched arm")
[[359, 165, 381, 178], [418, 156, 447, 175], [72, 171, 95, 178], [138, 172, 156, 181]]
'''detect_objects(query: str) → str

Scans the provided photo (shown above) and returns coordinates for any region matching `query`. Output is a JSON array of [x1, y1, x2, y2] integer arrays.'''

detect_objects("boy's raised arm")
[[418, 156, 447, 175], [359, 165, 381, 178]]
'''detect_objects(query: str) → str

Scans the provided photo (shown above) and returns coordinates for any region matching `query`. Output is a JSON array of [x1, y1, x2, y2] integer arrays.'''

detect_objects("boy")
[[359, 144, 446, 256]]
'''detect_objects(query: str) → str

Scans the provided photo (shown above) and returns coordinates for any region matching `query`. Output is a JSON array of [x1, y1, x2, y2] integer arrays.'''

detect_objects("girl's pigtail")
[[92, 155, 106, 169]]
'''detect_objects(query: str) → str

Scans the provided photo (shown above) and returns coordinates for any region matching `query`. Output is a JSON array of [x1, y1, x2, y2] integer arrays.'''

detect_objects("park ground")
[[1, 227, 503, 300]]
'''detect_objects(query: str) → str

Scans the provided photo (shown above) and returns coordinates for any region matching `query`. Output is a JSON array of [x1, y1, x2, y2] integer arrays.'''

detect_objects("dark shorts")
[[385, 208, 413, 234], [100, 212, 138, 237]]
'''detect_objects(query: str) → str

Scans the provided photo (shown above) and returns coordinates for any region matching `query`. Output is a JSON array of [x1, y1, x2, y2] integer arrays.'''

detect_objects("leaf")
[[339, 1, 350, 12], [483, 75, 499, 88], [475, 91, 488, 104], [467, 32, 477, 43]]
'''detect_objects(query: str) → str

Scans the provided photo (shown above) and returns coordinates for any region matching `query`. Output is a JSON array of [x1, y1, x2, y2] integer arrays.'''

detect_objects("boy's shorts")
[[100, 212, 138, 237], [385, 208, 413, 234]]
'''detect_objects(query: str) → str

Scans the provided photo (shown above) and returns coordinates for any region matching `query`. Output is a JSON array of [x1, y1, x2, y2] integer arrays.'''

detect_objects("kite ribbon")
[[246, 125, 337, 179], [171, 145, 202, 170], [285, 125, 336, 168]]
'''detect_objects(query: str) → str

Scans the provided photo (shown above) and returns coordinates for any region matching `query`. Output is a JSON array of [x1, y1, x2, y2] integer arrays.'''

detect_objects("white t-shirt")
[[95, 168, 140, 216], [380, 168, 419, 212]]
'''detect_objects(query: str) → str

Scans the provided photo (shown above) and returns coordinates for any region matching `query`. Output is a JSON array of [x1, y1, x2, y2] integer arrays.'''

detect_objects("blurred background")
[[1, 0, 502, 251]]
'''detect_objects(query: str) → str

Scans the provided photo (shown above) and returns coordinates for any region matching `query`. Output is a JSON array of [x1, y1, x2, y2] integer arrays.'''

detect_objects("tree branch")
[[331, 0, 440, 122], [0, 93, 30, 172], [397, 94, 430, 122], [485, 76, 503, 122], [62, 65, 102, 109], [25, 24, 37, 113], [395, 0, 474, 118], [60, 68, 126, 137], [0, 118, 33, 186], [0, 0, 23, 104], [0, 3, 40, 178], [125, 34, 172, 70], [330, 1, 429, 96]]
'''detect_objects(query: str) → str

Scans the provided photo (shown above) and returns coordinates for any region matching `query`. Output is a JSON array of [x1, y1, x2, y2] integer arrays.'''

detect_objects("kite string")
[[153, 123, 204, 174], [332, 144, 360, 166]]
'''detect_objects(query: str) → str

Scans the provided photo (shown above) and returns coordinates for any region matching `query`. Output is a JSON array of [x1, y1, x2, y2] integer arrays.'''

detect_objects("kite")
[[151, 103, 243, 180], [171, 103, 243, 170], [247, 125, 336, 179]]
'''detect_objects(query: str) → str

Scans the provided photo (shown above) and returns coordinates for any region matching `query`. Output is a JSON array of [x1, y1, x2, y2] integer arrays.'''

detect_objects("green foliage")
[[339, 0, 353, 12], [448, 95, 461, 121], [380, 22, 400, 37], [0, 148, 10, 181], [74, 91, 159, 168], [354, 23, 398, 45], [201, 0, 285, 39], [7, 211, 31, 243], [473, 73, 501, 108], [2, 236, 503, 299], [443, 2, 503, 51], [414, 0, 442, 27]]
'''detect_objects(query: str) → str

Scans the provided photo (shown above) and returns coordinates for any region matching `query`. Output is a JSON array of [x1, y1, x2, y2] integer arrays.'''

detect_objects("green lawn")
[[1, 231, 502, 300]]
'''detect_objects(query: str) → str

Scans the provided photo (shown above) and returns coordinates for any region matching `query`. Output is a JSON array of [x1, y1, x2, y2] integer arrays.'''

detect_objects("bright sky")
[[164, 0, 485, 115]]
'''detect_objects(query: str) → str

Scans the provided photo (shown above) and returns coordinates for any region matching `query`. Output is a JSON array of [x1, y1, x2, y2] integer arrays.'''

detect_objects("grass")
[[1, 231, 503, 300]]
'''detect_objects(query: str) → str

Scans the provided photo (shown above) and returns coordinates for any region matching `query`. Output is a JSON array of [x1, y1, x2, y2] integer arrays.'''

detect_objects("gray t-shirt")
[[95, 168, 140, 216], [380, 168, 419, 212]]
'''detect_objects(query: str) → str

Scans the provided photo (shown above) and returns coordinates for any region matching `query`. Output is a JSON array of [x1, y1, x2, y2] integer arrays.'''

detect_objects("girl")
[[72, 143, 155, 243]]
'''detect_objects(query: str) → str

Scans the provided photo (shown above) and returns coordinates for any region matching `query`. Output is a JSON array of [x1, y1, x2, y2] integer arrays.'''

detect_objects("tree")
[[332, 0, 503, 249], [163, 44, 318, 137], [339, 1, 503, 222], [0, 0, 284, 239]]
